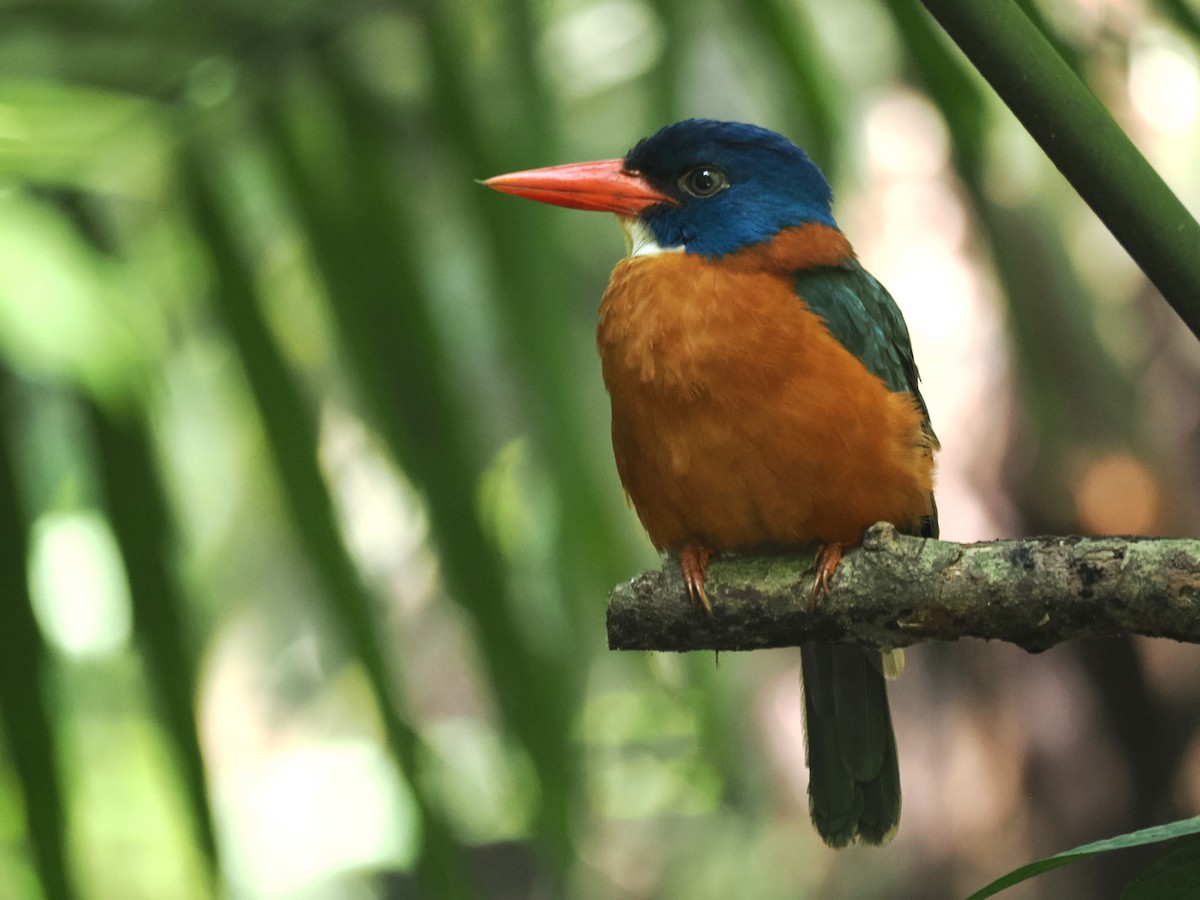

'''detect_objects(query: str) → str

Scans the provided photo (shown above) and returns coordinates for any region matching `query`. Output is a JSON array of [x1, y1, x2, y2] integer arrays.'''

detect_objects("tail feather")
[[801, 642, 901, 847]]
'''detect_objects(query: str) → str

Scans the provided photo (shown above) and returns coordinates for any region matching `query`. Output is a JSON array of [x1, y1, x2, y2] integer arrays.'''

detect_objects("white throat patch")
[[618, 216, 684, 258]]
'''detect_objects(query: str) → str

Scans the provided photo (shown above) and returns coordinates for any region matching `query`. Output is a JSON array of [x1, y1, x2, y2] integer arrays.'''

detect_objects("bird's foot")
[[680, 544, 714, 617], [809, 542, 843, 610]]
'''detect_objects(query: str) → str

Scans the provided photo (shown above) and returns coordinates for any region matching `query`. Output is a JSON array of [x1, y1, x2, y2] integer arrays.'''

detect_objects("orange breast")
[[595, 230, 934, 552]]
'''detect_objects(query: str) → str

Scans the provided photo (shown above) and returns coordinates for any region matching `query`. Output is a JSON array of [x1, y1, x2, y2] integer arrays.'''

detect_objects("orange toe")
[[809, 542, 843, 609], [680, 544, 714, 616]]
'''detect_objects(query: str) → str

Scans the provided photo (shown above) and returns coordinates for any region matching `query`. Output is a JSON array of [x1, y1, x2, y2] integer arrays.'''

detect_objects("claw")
[[809, 542, 843, 610], [680, 544, 714, 616]]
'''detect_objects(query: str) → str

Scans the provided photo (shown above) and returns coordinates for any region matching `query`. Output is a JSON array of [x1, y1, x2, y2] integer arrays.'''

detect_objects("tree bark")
[[606, 523, 1200, 654]]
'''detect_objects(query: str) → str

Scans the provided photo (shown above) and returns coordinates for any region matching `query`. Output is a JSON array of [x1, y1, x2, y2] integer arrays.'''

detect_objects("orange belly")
[[596, 249, 934, 552]]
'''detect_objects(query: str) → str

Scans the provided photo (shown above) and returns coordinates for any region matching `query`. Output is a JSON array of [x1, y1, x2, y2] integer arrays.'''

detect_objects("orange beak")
[[483, 159, 677, 215]]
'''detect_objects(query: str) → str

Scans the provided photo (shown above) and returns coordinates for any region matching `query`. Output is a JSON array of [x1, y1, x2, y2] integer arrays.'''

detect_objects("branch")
[[606, 523, 1200, 654]]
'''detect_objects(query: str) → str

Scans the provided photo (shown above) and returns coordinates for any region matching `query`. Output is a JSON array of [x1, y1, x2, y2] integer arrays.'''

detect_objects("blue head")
[[484, 119, 837, 259], [623, 119, 837, 258]]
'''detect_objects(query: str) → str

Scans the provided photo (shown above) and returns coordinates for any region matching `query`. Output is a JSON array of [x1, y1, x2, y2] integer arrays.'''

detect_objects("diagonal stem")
[[918, 0, 1200, 341]]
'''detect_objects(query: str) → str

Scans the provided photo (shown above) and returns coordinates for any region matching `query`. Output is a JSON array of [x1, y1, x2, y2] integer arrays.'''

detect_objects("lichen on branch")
[[606, 523, 1200, 654]]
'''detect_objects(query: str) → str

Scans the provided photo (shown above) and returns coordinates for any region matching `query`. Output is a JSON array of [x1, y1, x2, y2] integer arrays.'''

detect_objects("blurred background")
[[1, 0, 1199, 897]]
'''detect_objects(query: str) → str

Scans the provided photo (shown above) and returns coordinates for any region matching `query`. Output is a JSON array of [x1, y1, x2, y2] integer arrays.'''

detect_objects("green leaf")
[[882, 0, 987, 183], [87, 397, 220, 887], [967, 816, 1200, 900], [1153, 0, 1200, 45], [180, 146, 476, 899], [0, 370, 75, 900], [740, 0, 842, 175], [1123, 834, 1200, 899]]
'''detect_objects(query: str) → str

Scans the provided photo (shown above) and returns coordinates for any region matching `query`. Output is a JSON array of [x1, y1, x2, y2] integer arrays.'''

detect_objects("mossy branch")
[[606, 523, 1200, 654]]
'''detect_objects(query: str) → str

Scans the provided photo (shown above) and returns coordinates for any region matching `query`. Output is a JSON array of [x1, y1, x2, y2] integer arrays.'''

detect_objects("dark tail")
[[800, 642, 900, 846]]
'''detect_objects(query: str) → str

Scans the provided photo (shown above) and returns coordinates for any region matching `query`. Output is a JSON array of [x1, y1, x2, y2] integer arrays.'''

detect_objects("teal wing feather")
[[794, 261, 938, 538], [793, 261, 922, 400]]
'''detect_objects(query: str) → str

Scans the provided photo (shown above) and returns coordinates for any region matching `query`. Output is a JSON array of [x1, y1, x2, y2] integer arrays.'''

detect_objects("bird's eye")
[[679, 166, 728, 199]]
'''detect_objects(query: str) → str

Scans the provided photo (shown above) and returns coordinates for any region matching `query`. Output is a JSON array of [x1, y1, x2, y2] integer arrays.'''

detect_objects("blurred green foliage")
[[0, 0, 1198, 898]]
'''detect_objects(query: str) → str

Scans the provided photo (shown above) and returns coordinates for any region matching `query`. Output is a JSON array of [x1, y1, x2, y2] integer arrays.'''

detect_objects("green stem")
[[89, 399, 220, 887], [918, 0, 1200, 341], [181, 149, 476, 900], [0, 373, 74, 900]]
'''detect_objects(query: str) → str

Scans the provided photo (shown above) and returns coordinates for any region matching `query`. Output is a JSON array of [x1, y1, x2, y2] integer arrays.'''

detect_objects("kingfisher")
[[484, 119, 938, 847]]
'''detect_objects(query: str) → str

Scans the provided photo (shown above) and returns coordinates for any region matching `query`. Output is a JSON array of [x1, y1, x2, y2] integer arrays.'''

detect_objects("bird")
[[484, 119, 938, 847]]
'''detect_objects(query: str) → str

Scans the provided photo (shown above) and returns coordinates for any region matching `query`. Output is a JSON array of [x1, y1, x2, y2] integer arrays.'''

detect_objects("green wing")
[[794, 261, 938, 538]]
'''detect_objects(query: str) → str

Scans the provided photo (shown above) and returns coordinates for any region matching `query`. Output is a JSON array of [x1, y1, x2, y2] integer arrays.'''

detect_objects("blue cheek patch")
[[645, 192, 839, 259]]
